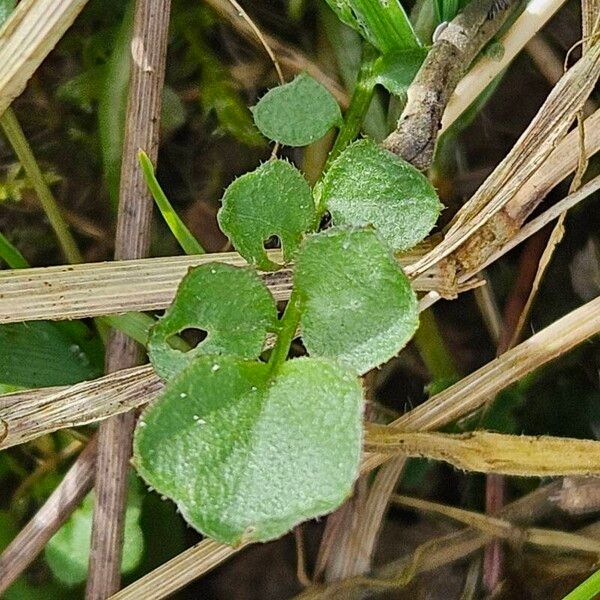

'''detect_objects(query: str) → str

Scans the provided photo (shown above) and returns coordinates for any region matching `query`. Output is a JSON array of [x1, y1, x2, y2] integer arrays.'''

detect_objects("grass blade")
[[139, 151, 205, 255]]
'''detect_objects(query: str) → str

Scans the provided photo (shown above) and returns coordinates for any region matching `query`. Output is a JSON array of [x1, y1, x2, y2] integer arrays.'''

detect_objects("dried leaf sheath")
[[367, 429, 600, 477]]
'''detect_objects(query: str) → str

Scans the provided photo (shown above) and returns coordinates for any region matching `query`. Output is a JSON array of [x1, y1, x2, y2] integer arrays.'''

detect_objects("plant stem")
[[326, 43, 379, 169], [267, 286, 302, 374], [86, 0, 172, 596], [0, 108, 83, 264]]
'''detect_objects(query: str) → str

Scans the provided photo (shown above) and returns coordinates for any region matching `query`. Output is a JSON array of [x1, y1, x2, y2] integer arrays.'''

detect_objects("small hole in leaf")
[[263, 235, 281, 250], [167, 328, 208, 352]]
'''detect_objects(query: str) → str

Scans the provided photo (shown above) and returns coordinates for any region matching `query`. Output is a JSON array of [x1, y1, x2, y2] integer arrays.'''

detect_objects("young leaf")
[[134, 355, 363, 545], [148, 263, 278, 380], [0, 321, 102, 387], [374, 49, 426, 96], [252, 73, 343, 146], [320, 139, 442, 251], [295, 228, 419, 374], [217, 160, 315, 270], [324, 0, 421, 53], [45, 477, 144, 586]]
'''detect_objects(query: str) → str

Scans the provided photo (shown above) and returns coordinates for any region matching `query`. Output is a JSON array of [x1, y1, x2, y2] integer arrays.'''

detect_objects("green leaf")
[[134, 355, 363, 545], [295, 228, 419, 374], [324, 0, 421, 53], [148, 263, 278, 380], [45, 477, 144, 586], [374, 49, 426, 96], [320, 139, 442, 251], [252, 73, 343, 147], [0, 321, 102, 387], [217, 160, 315, 270]]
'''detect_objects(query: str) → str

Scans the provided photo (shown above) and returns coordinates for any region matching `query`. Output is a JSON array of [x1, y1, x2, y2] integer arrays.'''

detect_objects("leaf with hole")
[[295, 228, 419, 374], [252, 73, 343, 146], [321, 140, 442, 251], [45, 477, 144, 586], [134, 355, 363, 545], [148, 263, 278, 380], [217, 159, 315, 270]]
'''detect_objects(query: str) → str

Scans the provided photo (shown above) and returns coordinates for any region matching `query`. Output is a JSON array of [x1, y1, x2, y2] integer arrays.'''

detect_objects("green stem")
[[326, 43, 379, 170], [267, 286, 302, 374], [0, 108, 83, 264]]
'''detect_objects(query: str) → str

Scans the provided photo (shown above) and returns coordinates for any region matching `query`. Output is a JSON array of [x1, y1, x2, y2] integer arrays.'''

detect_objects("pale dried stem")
[[361, 293, 600, 473], [86, 0, 172, 597], [366, 429, 600, 477], [391, 495, 600, 554], [109, 540, 244, 600]]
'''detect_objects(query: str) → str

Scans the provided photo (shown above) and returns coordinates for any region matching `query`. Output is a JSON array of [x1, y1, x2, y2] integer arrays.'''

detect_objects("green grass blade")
[[138, 151, 205, 256], [563, 569, 600, 600]]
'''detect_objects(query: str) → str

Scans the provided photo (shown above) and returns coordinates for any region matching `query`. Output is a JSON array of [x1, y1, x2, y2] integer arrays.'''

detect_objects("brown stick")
[[0, 438, 97, 595], [85, 1, 171, 597], [382, 0, 518, 169]]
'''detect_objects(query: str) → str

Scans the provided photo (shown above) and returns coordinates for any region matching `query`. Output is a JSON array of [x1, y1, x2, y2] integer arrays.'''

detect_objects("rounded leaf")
[[321, 139, 442, 251], [218, 160, 315, 270], [295, 228, 419, 374], [252, 73, 343, 146], [134, 355, 363, 545], [148, 263, 277, 380]]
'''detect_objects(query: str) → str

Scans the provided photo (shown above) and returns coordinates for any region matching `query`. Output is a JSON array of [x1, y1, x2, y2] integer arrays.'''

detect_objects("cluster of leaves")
[[133, 72, 442, 545]]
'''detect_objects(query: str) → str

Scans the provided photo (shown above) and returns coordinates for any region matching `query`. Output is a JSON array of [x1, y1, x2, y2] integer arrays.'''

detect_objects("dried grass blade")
[[408, 41, 600, 277], [0, 248, 453, 324], [0, 0, 89, 117], [109, 540, 243, 600], [0, 365, 161, 450]]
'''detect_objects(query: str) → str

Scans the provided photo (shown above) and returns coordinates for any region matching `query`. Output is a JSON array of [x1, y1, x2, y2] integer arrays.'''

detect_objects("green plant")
[[133, 72, 441, 545]]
